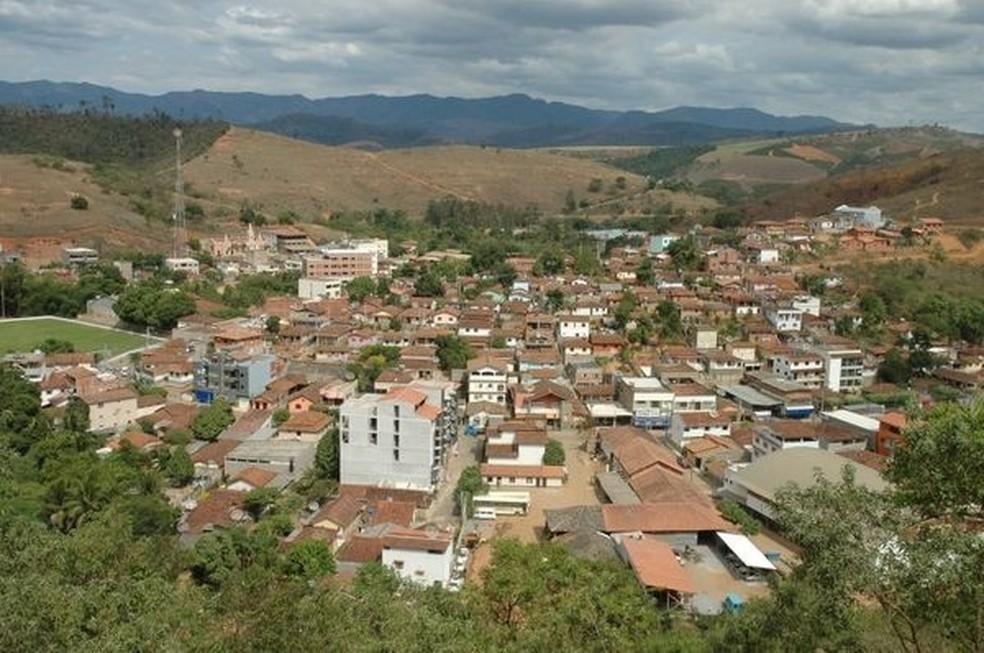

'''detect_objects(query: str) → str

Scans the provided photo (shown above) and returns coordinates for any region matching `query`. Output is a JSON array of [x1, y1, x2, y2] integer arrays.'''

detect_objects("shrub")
[[70, 194, 89, 210], [717, 498, 761, 535]]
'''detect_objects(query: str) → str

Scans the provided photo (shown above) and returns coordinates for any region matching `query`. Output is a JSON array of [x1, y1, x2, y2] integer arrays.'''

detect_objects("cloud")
[[0, 0, 981, 130]]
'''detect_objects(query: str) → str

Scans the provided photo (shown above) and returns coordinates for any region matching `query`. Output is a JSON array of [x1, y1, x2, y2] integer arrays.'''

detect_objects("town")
[[1, 196, 977, 626]]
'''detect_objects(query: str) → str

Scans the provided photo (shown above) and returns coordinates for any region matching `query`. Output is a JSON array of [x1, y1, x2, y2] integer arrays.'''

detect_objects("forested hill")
[[0, 107, 227, 165]]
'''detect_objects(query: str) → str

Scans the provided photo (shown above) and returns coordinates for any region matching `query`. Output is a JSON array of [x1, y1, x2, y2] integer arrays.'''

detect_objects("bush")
[[70, 194, 89, 210], [543, 439, 565, 466], [717, 498, 761, 535]]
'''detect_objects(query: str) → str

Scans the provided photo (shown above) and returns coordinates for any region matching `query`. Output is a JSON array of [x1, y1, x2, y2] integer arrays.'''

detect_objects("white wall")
[[383, 545, 452, 588]]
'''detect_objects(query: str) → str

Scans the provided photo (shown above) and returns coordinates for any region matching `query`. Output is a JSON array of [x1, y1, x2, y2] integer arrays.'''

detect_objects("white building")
[[339, 386, 449, 491], [791, 295, 821, 317], [751, 420, 821, 459], [467, 358, 509, 405], [557, 315, 591, 340], [164, 257, 200, 275], [82, 387, 139, 433], [350, 238, 390, 261], [297, 277, 344, 300], [773, 352, 824, 389], [814, 344, 866, 393], [381, 527, 453, 588], [668, 412, 732, 448], [764, 305, 803, 333], [615, 376, 675, 429]]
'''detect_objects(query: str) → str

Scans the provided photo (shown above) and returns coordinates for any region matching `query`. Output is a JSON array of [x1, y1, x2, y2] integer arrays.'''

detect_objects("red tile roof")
[[621, 537, 695, 594]]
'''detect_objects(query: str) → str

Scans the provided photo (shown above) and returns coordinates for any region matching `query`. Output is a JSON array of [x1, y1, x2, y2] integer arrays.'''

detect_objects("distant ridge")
[[0, 80, 860, 148]]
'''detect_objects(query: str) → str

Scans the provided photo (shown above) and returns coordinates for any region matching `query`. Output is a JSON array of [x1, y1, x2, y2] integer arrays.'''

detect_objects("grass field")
[[0, 318, 150, 355]]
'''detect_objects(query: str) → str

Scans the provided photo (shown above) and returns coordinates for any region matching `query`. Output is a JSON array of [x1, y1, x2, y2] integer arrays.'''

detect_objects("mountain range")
[[0, 80, 860, 148]]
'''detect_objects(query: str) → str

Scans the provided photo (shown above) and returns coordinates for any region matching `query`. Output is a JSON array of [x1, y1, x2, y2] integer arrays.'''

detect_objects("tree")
[[435, 335, 474, 372], [455, 465, 488, 516], [243, 488, 279, 520], [70, 194, 88, 210], [272, 408, 290, 427], [265, 315, 280, 335], [572, 248, 600, 276], [160, 446, 194, 487], [587, 178, 603, 193], [345, 276, 376, 302], [635, 257, 654, 285], [878, 348, 912, 385], [534, 250, 564, 277], [114, 281, 195, 330], [544, 288, 566, 313], [191, 397, 234, 441], [655, 300, 683, 341], [888, 400, 984, 521], [859, 292, 887, 333], [62, 397, 90, 433], [282, 540, 336, 580], [314, 427, 339, 480], [667, 235, 701, 271], [192, 527, 278, 587], [542, 439, 565, 466], [36, 338, 75, 354], [563, 189, 577, 213], [413, 269, 444, 297]]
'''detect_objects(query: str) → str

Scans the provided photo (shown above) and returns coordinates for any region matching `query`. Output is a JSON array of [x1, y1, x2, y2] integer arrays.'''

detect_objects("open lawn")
[[0, 318, 150, 355]]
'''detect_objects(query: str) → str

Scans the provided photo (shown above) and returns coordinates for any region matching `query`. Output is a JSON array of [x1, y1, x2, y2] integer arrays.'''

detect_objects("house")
[[682, 435, 744, 472], [772, 351, 824, 388], [751, 419, 821, 458], [833, 205, 885, 229], [668, 412, 732, 448], [512, 381, 581, 429], [180, 489, 249, 537], [723, 448, 889, 519], [224, 438, 318, 482], [701, 351, 744, 385], [764, 305, 803, 333], [557, 315, 591, 340], [82, 387, 139, 433], [876, 411, 907, 456], [381, 527, 454, 588], [617, 536, 695, 607], [277, 410, 331, 442], [467, 357, 509, 405], [590, 333, 626, 358], [194, 350, 276, 405], [481, 464, 566, 488], [615, 376, 674, 429]]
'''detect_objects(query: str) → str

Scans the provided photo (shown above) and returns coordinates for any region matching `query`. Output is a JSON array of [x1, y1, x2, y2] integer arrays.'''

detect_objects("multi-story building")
[[833, 205, 884, 230], [467, 357, 509, 405], [349, 238, 390, 261], [615, 376, 674, 429], [297, 277, 344, 300], [701, 351, 744, 385], [381, 527, 453, 588], [813, 343, 866, 393], [194, 351, 275, 404], [164, 257, 200, 275], [764, 305, 803, 333], [62, 247, 99, 267], [751, 420, 821, 458], [557, 315, 591, 340], [303, 249, 378, 280], [773, 352, 825, 388], [339, 386, 454, 491]]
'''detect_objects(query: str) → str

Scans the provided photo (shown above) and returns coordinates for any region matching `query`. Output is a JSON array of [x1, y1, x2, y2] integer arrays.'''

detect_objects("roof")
[[82, 386, 138, 404], [555, 529, 618, 562], [544, 505, 605, 534], [729, 448, 889, 502], [233, 466, 277, 489], [381, 526, 452, 553], [613, 437, 684, 477], [191, 439, 241, 465], [183, 489, 247, 534], [280, 410, 330, 433], [596, 471, 641, 505], [480, 464, 567, 479], [365, 500, 416, 528], [716, 532, 776, 571], [621, 537, 695, 594], [601, 502, 731, 534], [312, 494, 364, 530], [628, 466, 712, 506]]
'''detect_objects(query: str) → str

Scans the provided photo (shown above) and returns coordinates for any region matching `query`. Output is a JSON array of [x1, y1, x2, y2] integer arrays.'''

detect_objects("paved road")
[[425, 430, 483, 526]]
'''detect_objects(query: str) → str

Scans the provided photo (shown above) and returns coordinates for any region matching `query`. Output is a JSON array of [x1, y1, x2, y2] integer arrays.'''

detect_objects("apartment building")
[[467, 357, 509, 405], [194, 351, 275, 404], [615, 376, 674, 429], [303, 248, 378, 280], [339, 386, 452, 491], [773, 351, 824, 389], [814, 343, 866, 393], [764, 305, 803, 333]]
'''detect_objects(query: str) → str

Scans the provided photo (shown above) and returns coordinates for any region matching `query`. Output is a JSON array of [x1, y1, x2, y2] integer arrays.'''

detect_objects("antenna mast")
[[172, 128, 186, 258]]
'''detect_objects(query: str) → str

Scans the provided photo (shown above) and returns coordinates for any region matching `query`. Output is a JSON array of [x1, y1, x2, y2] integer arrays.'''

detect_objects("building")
[[297, 277, 344, 300], [339, 387, 451, 491], [164, 257, 200, 275], [876, 411, 907, 456], [349, 238, 390, 261], [814, 343, 865, 393], [724, 448, 889, 519], [833, 205, 885, 229], [381, 527, 453, 588], [649, 234, 681, 255], [668, 412, 732, 448], [62, 247, 99, 267], [467, 357, 509, 405], [557, 315, 591, 340], [303, 249, 378, 280], [764, 305, 803, 333], [615, 376, 674, 429], [82, 386, 139, 432], [773, 351, 824, 388], [224, 438, 316, 481], [194, 351, 275, 404], [751, 420, 821, 458]]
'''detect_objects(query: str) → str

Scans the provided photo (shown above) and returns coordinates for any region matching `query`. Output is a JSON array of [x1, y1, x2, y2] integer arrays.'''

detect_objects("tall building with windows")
[[339, 384, 456, 491]]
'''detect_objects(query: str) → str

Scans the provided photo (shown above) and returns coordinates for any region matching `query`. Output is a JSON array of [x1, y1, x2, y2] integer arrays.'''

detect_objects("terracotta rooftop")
[[621, 537, 696, 594]]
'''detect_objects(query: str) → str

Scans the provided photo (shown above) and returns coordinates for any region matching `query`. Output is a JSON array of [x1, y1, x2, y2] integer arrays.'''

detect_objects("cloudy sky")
[[2, 0, 983, 130]]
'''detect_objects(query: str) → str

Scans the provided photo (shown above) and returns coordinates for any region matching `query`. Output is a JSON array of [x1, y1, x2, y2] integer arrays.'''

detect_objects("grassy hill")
[[183, 127, 653, 217], [743, 147, 984, 225]]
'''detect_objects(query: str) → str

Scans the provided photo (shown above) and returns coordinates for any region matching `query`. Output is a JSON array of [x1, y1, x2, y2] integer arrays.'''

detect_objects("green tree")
[[635, 257, 654, 285], [413, 269, 444, 297], [265, 315, 280, 335], [314, 428, 340, 480], [655, 300, 683, 341], [62, 397, 90, 433], [191, 397, 234, 441], [542, 439, 565, 466], [243, 487, 279, 520], [160, 445, 194, 487], [455, 465, 488, 516], [667, 235, 701, 271], [534, 250, 564, 276], [70, 194, 89, 210], [282, 540, 336, 580], [272, 408, 290, 427], [345, 276, 377, 302], [545, 288, 566, 313], [435, 335, 474, 372], [36, 338, 75, 354], [878, 348, 912, 385], [192, 527, 278, 587]]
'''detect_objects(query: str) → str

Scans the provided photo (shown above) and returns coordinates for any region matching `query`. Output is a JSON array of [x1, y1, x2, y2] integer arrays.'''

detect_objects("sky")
[[2, 0, 983, 130]]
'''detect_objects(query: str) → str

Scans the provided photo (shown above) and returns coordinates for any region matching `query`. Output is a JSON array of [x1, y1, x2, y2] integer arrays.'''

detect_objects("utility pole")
[[172, 128, 186, 258]]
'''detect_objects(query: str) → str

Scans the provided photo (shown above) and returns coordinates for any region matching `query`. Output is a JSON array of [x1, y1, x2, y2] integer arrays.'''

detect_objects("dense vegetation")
[[0, 263, 125, 319], [611, 144, 714, 180]]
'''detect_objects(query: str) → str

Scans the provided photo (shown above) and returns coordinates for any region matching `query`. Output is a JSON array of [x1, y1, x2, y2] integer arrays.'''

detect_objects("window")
[[370, 432, 378, 445], [341, 429, 349, 444], [392, 560, 404, 570], [393, 448, 400, 461]]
